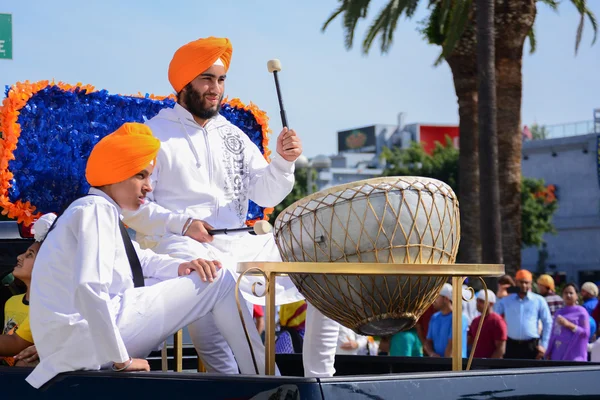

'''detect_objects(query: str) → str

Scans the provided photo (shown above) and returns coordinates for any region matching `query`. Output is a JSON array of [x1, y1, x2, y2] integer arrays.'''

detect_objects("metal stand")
[[236, 262, 504, 375]]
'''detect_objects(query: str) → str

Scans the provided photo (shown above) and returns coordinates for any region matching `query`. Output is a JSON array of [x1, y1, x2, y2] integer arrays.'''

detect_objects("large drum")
[[274, 176, 460, 336]]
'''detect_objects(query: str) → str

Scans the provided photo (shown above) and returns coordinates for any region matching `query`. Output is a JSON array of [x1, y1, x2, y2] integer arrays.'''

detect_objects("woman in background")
[[546, 283, 589, 361]]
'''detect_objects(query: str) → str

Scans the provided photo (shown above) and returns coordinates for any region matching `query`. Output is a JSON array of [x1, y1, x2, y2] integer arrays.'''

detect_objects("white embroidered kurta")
[[26, 188, 267, 388], [122, 104, 304, 305], [120, 104, 335, 378]]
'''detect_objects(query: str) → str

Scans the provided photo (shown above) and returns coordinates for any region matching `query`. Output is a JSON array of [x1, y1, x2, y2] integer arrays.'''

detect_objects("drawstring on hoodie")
[[177, 117, 202, 168]]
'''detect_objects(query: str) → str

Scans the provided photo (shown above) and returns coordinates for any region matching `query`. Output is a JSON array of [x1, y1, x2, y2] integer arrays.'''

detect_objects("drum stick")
[[267, 59, 288, 128], [208, 220, 272, 236]]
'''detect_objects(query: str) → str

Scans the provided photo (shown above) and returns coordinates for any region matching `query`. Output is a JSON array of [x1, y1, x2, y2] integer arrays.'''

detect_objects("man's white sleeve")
[[72, 203, 130, 364], [246, 132, 296, 207]]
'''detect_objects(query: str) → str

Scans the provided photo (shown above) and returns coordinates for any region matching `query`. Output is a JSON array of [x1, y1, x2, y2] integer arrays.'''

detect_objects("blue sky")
[[1, 1, 598, 157]]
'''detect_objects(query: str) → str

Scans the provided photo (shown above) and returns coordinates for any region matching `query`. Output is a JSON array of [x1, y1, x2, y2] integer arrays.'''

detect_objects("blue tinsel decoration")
[[8, 85, 266, 221]]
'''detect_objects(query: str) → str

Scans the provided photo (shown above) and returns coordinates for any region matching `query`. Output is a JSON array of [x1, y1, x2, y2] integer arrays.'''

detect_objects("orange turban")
[[536, 274, 555, 291], [168, 37, 233, 93], [86, 123, 160, 187], [515, 269, 533, 282]]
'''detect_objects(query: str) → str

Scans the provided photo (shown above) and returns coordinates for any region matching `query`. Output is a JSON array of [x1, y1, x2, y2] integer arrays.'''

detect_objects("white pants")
[[303, 303, 340, 377], [148, 232, 340, 377], [116, 268, 266, 375]]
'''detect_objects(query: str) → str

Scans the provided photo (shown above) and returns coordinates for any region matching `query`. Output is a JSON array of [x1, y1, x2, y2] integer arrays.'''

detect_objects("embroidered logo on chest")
[[224, 134, 244, 155], [219, 126, 249, 224]]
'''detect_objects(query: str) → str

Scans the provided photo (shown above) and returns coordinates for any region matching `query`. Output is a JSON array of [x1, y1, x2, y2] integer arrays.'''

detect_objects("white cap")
[[476, 289, 496, 304], [439, 283, 452, 300], [31, 213, 57, 242], [213, 58, 225, 67]]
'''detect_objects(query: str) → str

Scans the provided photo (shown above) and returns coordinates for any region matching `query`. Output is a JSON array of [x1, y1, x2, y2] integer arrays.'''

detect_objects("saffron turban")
[[86, 123, 160, 187], [168, 37, 233, 93], [515, 269, 533, 282], [536, 274, 555, 291]]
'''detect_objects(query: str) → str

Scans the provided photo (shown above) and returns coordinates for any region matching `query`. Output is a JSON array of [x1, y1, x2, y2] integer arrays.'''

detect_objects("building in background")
[[521, 131, 600, 284], [314, 113, 459, 190]]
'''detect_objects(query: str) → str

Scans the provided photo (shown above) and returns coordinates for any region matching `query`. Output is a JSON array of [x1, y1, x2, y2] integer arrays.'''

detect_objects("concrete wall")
[[521, 133, 600, 284]]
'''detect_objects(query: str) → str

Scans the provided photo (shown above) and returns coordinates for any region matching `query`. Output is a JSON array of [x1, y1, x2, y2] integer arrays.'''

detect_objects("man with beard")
[[122, 37, 341, 377]]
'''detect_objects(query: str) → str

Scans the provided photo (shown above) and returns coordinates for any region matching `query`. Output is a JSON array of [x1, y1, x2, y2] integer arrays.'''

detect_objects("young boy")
[[26, 122, 266, 389]]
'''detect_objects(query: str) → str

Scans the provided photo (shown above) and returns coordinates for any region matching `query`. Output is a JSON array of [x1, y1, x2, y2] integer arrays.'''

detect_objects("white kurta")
[[121, 104, 337, 377], [26, 188, 266, 388], [122, 104, 303, 306]]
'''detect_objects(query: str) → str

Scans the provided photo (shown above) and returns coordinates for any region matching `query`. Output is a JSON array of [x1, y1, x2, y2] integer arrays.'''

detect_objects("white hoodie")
[[123, 103, 295, 246]]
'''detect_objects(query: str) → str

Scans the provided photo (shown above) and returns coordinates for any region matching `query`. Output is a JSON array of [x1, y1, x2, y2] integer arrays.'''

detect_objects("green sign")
[[0, 14, 12, 60]]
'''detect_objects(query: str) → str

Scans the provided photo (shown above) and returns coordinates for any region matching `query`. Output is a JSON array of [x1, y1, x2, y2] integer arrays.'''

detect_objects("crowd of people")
[[271, 270, 600, 363]]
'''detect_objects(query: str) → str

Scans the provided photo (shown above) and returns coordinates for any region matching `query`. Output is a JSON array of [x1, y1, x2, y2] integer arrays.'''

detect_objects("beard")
[[181, 84, 222, 120]]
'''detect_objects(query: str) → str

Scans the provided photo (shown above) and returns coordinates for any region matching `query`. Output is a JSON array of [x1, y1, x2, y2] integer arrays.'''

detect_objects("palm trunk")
[[496, 57, 523, 275], [478, 0, 502, 264], [446, 32, 481, 264], [494, 0, 536, 275]]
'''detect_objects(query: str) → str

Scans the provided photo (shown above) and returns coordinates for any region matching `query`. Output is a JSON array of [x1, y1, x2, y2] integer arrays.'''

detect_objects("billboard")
[[338, 126, 377, 153], [419, 125, 459, 154]]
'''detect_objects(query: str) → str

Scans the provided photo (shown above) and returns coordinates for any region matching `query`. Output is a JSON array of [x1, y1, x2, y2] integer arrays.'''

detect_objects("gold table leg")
[[265, 272, 276, 375], [451, 276, 464, 371], [174, 329, 183, 372], [197, 357, 206, 372], [161, 340, 168, 372]]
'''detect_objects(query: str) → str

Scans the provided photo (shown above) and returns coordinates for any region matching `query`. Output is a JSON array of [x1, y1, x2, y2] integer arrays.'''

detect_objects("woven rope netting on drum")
[[274, 177, 460, 334]]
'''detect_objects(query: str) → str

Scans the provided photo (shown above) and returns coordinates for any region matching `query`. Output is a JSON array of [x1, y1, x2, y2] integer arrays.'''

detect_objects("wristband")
[[112, 357, 133, 372], [182, 218, 194, 236]]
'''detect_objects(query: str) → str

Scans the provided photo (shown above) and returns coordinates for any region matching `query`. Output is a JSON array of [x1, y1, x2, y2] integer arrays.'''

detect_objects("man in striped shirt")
[[536, 274, 563, 317]]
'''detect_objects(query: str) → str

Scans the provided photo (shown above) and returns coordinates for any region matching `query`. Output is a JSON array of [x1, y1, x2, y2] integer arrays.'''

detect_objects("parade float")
[[1, 80, 599, 399]]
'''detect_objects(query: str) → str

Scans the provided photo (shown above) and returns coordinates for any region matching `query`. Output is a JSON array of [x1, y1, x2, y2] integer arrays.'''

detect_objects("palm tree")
[[322, 0, 597, 273], [477, 0, 502, 264]]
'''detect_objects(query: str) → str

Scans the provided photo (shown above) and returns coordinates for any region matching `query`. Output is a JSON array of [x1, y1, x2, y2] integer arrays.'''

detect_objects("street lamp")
[[295, 154, 331, 194]]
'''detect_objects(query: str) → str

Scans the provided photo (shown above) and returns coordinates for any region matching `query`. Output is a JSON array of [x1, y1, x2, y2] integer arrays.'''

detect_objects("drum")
[[274, 176, 460, 336]]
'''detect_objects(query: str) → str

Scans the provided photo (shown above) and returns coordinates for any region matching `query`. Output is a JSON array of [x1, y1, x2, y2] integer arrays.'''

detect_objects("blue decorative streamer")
[[8, 85, 266, 221]]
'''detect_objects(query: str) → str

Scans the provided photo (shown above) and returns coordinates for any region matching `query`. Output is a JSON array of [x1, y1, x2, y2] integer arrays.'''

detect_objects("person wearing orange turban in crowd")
[[25, 123, 268, 389], [121, 37, 341, 378]]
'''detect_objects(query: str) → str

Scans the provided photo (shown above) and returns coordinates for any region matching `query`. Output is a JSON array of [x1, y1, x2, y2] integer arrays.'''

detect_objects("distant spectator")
[[336, 325, 368, 356], [581, 282, 599, 315], [467, 290, 507, 359], [536, 274, 564, 317], [390, 327, 423, 357], [275, 300, 306, 354], [496, 269, 552, 360], [546, 283, 589, 361], [423, 283, 468, 358]]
